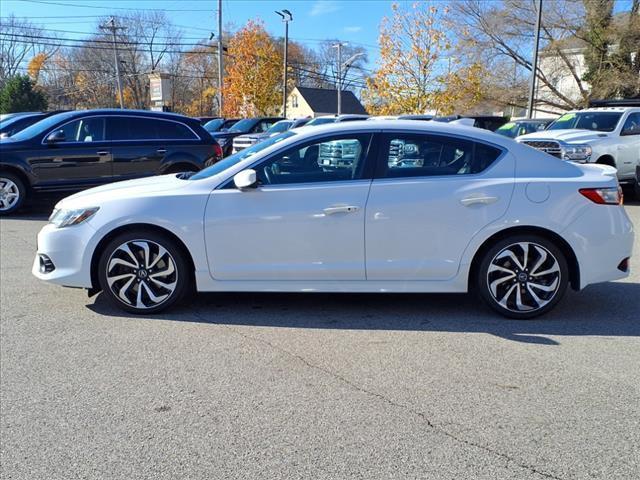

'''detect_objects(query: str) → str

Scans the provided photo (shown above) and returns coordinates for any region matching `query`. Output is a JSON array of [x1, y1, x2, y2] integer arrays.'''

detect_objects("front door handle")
[[96, 151, 109, 156], [323, 205, 360, 215], [157, 149, 167, 154], [460, 195, 499, 206]]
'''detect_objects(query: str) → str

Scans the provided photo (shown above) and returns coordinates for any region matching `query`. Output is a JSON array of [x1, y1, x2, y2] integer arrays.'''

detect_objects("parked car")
[[203, 117, 240, 134], [494, 118, 554, 138], [434, 115, 510, 131], [33, 120, 633, 319], [210, 117, 283, 157], [231, 117, 311, 153], [0, 112, 39, 122], [0, 111, 68, 138], [636, 164, 640, 199], [0, 109, 222, 214], [197, 116, 221, 125], [517, 105, 640, 185], [306, 114, 370, 126]]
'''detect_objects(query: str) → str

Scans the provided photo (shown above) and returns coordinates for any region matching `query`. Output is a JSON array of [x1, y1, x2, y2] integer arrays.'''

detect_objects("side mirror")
[[46, 130, 66, 144], [233, 169, 258, 190]]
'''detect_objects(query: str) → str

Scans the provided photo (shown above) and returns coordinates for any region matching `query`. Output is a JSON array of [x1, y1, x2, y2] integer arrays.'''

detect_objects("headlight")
[[49, 207, 99, 228], [561, 144, 592, 161]]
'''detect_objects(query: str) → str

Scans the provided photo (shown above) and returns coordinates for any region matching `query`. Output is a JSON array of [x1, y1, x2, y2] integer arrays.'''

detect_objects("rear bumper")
[[562, 205, 634, 289]]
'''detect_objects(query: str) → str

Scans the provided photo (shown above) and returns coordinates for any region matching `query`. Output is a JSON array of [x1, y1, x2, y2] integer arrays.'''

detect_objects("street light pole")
[[332, 42, 346, 115], [527, 0, 543, 119], [100, 17, 125, 109], [217, 0, 224, 116], [276, 10, 293, 118]]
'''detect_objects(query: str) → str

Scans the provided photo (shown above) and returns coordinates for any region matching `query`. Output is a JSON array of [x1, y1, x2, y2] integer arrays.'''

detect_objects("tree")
[[223, 20, 281, 116], [0, 75, 48, 113], [364, 3, 482, 115]]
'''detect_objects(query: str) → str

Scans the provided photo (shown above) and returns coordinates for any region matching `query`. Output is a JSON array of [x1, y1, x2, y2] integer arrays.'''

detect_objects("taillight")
[[579, 187, 622, 205], [213, 142, 223, 160]]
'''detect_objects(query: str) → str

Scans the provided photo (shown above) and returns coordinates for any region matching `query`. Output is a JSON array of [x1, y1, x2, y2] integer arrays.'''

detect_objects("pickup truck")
[[516, 106, 640, 186]]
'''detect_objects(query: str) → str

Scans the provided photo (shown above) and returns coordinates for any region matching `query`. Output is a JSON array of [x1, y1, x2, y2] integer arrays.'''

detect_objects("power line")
[[19, 0, 214, 13]]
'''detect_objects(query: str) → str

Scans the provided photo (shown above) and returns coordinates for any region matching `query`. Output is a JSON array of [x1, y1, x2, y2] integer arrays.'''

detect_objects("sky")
[[0, 0, 400, 67]]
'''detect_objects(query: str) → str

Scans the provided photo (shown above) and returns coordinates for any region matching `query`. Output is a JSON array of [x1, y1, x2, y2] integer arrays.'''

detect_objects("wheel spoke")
[[497, 283, 518, 308], [515, 286, 533, 311], [518, 242, 530, 270], [141, 281, 170, 304], [133, 241, 151, 268], [149, 246, 168, 269], [528, 278, 559, 292], [490, 273, 515, 297], [107, 272, 135, 288], [119, 243, 140, 266], [530, 246, 548, 275], [117, 275, 136, 305], [150, 261, 174, 278], [496, 249, 525, 271], [531, 264, 560, 277]]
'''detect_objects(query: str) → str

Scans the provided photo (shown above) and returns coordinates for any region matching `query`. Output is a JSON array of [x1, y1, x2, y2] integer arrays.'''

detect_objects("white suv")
[[517, 106, 640, 185]]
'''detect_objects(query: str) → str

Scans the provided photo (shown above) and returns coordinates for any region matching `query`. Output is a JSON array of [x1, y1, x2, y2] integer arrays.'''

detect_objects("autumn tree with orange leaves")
[[223, 20, 282, 117], [364, 2, 483, 116]]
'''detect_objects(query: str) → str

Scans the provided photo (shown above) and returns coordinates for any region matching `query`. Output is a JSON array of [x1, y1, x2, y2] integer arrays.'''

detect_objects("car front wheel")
[[0, 173, 26, 215], [97, 230, 191, 314], [477, 235, 569, 319]]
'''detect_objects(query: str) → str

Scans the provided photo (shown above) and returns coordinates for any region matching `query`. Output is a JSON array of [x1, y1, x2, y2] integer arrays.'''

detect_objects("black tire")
[[97, 229, 191, 314], [634, 180, 640, 201], [476, 234, 569, 319], [0, 172, 27, 215]]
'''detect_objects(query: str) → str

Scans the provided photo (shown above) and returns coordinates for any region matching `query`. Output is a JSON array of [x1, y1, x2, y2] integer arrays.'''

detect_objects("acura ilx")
[[33, 121, 634, 319]]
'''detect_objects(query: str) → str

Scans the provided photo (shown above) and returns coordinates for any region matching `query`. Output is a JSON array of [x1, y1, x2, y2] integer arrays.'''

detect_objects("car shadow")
[[87, 281, 640, 345]]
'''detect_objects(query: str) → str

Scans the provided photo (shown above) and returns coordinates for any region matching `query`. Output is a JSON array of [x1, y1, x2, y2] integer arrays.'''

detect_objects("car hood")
[[517, 129, 610, 143], [59, 174, 190, 209]]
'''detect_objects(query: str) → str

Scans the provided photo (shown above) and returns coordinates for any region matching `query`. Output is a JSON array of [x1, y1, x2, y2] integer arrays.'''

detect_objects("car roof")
[[58, 109, 201, 124], [293, 119, 515, 148]]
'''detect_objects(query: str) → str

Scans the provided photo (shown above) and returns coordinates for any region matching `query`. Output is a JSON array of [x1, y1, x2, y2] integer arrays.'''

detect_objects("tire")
[[97, 230, 191, 314], [634, 179, 640, 201], [476, 235, 569, 319], [0, 172, 26, 215]]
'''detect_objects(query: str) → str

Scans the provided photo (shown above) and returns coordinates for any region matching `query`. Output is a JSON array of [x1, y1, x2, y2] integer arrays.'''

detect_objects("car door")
[[617, 112, 640, 179], [108, 116, 167, 181], [28, 116, 112, 189], [365, 132, 515, 281], [204, 132, 375, 281]]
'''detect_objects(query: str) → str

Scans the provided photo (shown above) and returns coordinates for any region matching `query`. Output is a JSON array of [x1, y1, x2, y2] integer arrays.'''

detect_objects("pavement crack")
[[196, 312, 565, 480]]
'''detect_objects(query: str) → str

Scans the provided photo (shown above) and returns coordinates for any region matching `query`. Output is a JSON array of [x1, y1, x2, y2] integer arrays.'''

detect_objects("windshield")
[[547, 112, 622, 132], [229, 118, 256, 133], [9, 111, 77, 141], [190, 131, 296, 180], [495, 122, 520, 138], [267, 121, 292, 134], [307, 117, 335, 126], [204, 118, 225, 132]]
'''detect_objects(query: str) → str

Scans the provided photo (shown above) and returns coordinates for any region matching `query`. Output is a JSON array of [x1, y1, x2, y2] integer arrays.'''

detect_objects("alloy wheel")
[[0, 177, 20, 212], [105, 240, 178, 309], [486, 242, 561, 313]]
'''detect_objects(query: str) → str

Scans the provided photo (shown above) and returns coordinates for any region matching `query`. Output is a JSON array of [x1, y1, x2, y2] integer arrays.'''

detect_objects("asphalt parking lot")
[[1, 193, 639, 480]]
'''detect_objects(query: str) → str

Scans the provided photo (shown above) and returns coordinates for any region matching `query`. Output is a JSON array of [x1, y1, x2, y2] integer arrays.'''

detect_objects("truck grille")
[[521, 140, 562, 158], [232, 138, 255, 153]]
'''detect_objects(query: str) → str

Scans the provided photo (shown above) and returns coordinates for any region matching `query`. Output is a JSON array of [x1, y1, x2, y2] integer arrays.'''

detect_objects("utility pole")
[[332, 42, 346, 115], [527, 0, 543, 119], [100, 17, 125, 109], [276, 10, 293, 118], [217, 0, 224, 115]]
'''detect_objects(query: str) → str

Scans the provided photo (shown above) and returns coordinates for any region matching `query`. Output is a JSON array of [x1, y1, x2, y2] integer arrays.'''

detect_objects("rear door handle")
[[460, 195, 499, 206], [157, 149, 167, 154], [96, 151, 109, 156], [323, 205, 360, 215]]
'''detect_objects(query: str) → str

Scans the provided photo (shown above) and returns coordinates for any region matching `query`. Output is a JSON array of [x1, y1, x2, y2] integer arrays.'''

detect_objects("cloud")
[[344, 26, 363, 33], [310, 0, 341, 16]]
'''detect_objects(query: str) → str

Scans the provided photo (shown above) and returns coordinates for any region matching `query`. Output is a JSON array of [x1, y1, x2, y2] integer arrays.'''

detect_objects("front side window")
[[256, 133, 372, 186], [378, 134, 501, 178], [621, 113, 640, 135], [57, 117, 105, 142]]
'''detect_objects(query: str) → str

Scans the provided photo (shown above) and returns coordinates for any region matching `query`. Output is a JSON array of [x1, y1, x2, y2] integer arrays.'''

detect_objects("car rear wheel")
[[477, 235, 569, 319], [0, 173, 26, 215], [98, 230, 191, 314]]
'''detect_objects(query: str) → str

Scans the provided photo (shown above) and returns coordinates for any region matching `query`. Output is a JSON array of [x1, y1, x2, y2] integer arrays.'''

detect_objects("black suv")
[[0, 109, 221, 214], [211, 117, 283, 156]]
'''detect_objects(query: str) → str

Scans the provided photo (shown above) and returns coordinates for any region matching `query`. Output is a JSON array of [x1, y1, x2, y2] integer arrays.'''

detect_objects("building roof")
[[294, 86, 367, 115]]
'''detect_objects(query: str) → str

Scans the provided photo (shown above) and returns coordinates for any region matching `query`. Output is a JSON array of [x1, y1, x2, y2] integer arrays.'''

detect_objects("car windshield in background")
[[267, 121, 293, 134], [307, 117, 336, 126], [190, 131, 297, 180], [204, 118, 225, 131], [8, 111, 77, 141], [228, 119, 256, 133], [546, 112, 622, 132]]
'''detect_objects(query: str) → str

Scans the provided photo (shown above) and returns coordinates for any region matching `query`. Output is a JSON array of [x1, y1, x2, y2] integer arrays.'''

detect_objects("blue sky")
[[1, 0, 397, 66]]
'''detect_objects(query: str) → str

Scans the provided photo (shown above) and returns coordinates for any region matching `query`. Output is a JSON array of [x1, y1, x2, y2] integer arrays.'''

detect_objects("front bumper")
[[32, 222, 97, 288], [562, 205, 634, 289]]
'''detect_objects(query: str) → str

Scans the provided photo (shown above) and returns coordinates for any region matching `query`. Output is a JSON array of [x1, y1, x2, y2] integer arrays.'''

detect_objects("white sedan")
[[33, 121, 634, 319]]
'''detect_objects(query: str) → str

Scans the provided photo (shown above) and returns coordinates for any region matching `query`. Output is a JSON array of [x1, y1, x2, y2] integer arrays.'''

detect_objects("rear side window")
[[107, 117, 197, 141], [377, 134, 502, 178]]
